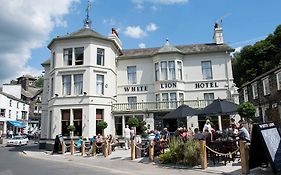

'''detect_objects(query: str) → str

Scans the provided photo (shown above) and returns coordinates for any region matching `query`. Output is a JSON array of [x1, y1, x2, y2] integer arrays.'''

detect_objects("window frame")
[[276, 71, 281, 91], [243, 87, 248, 102], [161, 61, 168, 80], [251, 83, 258, 99], [74, 47, 84, 65], [201, 61, 213, 80], [127, 66, 137, 84], [62, 75, 72, 96], [96, 74, 104, 95], [74, 74, 83, 95], [262, 77, 270, 96], [97, 48, 105, 66]]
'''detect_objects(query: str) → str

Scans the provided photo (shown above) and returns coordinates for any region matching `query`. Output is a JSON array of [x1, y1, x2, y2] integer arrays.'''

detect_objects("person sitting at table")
[[193, 128, 205, 140], [238, 120, 250, 142], [162, 127, 170, 141], [203, 129, 211, 146]]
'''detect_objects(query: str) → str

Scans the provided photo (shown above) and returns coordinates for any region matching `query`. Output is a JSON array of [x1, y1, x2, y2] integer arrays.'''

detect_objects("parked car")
[[6, 135, 29, 146]]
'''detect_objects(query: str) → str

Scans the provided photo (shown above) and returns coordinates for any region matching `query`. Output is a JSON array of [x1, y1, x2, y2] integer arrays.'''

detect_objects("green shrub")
[[97, 120, 108, 130], [67, 125, 76, 132], [159, 137, 201, 166], [128, 117, 139, 127]]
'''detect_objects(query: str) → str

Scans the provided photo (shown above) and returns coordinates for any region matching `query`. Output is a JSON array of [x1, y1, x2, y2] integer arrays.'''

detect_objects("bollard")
[[240, 140, 249, 174], [199, 140, 207, 169], [149, 140, 154, 161], [81, 141, 85, 156], [70, 140, 75, 155], [61, 141, 66, 155], [92, 141, 96, 157], [103, 140, 108, 157], [131, 139, 136, 160]]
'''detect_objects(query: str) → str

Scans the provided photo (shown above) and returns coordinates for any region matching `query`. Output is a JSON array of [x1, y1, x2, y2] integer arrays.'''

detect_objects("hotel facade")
[[40, 21, 239, 141]]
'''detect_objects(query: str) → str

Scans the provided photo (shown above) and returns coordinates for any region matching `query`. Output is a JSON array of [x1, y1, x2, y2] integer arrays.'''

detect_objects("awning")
[[7, 121, 26, 128]]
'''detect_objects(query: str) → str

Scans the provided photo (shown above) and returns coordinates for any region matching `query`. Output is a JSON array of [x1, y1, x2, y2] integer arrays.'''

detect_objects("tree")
[[96, 120, 108, 131], [232, 24, 281, 87], [237, 102, 256, 123], [35, 75, 44, 88], [127, 117, 139, 127]]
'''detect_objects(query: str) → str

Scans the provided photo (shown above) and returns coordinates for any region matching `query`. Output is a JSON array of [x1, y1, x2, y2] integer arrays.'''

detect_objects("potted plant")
[[67, 125, 76, 139], [96, 120, 108, 135]]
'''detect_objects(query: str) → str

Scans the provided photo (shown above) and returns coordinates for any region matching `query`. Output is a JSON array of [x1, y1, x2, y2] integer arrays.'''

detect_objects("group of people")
[[171, 118, 251, 145]]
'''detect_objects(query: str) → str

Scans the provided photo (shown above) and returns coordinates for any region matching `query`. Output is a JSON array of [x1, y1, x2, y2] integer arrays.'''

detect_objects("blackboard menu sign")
[[249, 122, 281, 174]]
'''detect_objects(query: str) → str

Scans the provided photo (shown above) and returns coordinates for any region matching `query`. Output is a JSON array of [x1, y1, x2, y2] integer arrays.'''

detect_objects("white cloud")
[[0, 0, 79, 83], [139, 43, 146, 48], [124, 26, 147, 39], [146, 23, 158, 32]]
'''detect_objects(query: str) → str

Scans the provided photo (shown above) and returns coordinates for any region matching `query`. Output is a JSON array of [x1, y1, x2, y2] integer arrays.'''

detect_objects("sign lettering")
[[160, 82, 177, 89], [195, 82, 219, 89], [124, 86, 148, 92]]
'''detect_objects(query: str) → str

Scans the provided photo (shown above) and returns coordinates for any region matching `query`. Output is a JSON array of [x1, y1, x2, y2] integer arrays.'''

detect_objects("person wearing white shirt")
[[124, 125, 131, 150]]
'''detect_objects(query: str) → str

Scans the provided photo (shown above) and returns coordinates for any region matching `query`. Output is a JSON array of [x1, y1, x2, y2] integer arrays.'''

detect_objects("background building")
[[239, 65, 281, 127], [0, 90, 29, 137]]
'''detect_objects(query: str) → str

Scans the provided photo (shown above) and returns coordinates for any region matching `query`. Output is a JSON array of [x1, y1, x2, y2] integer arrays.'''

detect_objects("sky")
[[0, 0, 281, 84]]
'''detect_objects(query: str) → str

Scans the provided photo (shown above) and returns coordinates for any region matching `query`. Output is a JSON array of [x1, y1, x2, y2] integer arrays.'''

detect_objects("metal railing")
[[112, 99, 214, 113]]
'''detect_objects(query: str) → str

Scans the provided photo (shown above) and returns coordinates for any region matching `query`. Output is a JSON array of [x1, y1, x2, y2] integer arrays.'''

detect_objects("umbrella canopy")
[[163, 104, 200, 119], [200, 98, 238, 115]]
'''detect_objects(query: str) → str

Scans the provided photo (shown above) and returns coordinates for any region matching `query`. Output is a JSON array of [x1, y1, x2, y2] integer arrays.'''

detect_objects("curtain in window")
[[170, 93, 177, 108], [127, 66, 136, 84], [155, 63, 159, 81], [177, 61, 182, 80], [202, 61, 212, 80], [161, 62, 167, 80], [96, 75, 104, 94], [169, 61, 175, 80], [63, 75, 71, 95], [63, 48, 72, 66], [74, 74, 83, 95]]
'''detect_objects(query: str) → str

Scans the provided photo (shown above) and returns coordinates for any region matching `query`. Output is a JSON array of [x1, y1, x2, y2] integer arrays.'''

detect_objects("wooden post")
[[61, 141, 66, 155], [200, 140, 207, 169], [92, 141, 96, 157], [149, 140, 154, 161], [240, 140, 249, 174], [103, 140, 108, 157], [81, 141, 85, 156], [70, 140, 75, 155], [131, 139, 136, 160]]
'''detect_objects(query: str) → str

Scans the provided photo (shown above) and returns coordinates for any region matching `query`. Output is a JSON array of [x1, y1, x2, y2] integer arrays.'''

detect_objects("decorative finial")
[[166, 38, 169, 42], [84, 0, 92, 28]]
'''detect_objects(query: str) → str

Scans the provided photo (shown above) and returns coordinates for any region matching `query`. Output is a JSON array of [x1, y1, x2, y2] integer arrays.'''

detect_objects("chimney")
[[108, 28, 122, 49], [213, 22, 224, 44]]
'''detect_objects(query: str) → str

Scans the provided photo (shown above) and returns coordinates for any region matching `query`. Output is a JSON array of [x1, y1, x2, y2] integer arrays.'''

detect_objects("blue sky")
[[1, 0, 281, 83]]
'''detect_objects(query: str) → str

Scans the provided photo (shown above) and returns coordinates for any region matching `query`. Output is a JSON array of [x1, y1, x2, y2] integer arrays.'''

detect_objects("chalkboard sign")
[[249, 122, 281, 174]]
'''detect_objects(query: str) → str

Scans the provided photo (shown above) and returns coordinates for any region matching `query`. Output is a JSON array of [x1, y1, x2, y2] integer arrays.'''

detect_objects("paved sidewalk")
[[20, 147, 273, 175]]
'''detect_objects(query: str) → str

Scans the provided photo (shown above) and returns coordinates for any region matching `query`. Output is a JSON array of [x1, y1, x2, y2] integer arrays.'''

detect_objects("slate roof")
[[21, 87, 42, 99], [119, 43, 234, 59], [48, 28, 113, 49]]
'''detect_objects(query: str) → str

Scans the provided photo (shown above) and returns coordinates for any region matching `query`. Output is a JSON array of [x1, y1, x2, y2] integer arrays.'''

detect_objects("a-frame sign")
[[249, 122, 281, 174]]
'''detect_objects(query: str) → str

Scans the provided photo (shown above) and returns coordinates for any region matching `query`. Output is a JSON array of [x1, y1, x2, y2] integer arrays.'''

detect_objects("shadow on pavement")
[[8, 143, 40, 153]]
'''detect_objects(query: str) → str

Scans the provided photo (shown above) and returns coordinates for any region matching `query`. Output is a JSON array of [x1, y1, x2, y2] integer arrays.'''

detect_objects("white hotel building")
[[41, 20, 238, 141]]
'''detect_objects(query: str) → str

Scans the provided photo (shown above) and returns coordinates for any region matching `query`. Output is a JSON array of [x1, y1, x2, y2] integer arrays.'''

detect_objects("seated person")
[[238, 120, 250, 142], [193, 128, 205, 140]]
